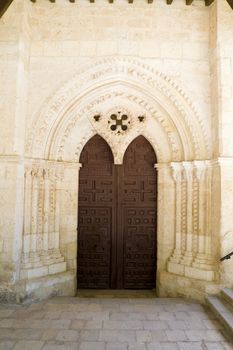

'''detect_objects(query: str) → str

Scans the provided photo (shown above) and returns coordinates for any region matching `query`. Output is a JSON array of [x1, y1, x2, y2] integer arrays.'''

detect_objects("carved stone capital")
[[31, 168, 38, 178], [37, 167, 44, 178], [171, 162, 183, 182], [193, 161, 207, 182], [183, 161, 193, 182], [24, 166, 32, 178], [42, 168, 50, 179], [55, 166, 64, 182], [155, 162, 170, 171]]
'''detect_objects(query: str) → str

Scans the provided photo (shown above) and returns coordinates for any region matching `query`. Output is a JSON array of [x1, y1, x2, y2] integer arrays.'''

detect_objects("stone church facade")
[[0, 0, 232, 303]]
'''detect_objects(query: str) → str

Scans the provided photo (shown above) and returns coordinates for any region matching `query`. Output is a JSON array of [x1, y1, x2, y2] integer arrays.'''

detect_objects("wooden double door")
[[77, 135, 157, 289]]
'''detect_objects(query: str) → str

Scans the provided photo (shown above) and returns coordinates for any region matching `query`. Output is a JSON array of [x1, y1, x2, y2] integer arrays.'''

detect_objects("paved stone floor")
[[0, 296, 232, 350]]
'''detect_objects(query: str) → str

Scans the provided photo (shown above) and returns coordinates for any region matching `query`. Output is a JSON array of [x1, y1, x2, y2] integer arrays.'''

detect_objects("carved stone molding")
[[167, 160, 217, 281], [20, 159, 66, 280], [51, 89, 174, 164], [25, 57, 211, 163]]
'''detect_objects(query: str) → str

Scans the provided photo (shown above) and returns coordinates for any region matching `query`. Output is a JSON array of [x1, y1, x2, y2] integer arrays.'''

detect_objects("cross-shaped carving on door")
[[132, 181, 152, 201], [85, 180, 104, 201]]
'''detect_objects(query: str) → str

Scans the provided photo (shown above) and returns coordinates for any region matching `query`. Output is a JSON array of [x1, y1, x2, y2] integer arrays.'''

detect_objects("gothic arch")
[[79, 134, 114, 164], [123, 135, 157, 164], [21, 58, 217, 301], [25, 57, 212, 163]]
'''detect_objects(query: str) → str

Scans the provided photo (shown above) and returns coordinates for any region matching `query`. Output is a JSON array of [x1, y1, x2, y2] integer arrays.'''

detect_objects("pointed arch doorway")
[[77, 135, 157, 289]]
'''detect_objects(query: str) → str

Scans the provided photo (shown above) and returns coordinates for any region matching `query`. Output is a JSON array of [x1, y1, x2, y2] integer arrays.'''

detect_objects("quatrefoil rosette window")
[[107, 110, 131, 135]]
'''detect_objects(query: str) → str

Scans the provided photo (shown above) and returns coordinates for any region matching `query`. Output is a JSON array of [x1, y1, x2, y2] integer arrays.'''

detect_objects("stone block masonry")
[[0, 0, 233, 302]]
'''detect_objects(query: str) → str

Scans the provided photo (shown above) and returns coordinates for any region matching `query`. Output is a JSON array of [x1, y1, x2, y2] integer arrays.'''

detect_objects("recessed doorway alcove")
[[13, 57, 220, 303], [77, 135, 157, 290]]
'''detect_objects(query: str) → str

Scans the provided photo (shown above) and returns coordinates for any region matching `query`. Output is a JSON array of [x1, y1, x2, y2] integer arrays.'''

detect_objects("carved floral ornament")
[[54, 91, 174, 164], [26, 57, 211, 163], [93, 109, 146, 135], [108, 112, 130, 134]]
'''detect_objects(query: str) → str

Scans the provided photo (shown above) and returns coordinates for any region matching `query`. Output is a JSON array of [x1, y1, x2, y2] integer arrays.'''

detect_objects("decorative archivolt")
[[49, 87, 178, 164], [25, 57, 212, 163]]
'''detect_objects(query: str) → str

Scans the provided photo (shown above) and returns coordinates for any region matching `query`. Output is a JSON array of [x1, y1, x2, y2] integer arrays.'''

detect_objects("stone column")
[[22, 166, 32, 259], [167, 162, 185, 276], [37, 167, 44, 252], [30, 168, 39, 262], [181, 162, 194, 266], [204, 161, 215, 264], [169, 162, 183, 263], [181, 165, 187, 254], [192, 161, 215, 270], [53, 166, 64, 255], [20, 160, 67, 279], [42, 168, 50, 262], [193, 161, 206, 263], [21, 165, 32, 271], [185, 161, 216, 281], [156, 162, 170, 270], [61, 162, 82, 273], [48, 167, 56, 253], [44, 162, 66, 270]]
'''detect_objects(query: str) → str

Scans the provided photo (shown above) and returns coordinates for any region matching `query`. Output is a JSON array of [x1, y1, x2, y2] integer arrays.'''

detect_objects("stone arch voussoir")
[[25, 57, 211, 163]]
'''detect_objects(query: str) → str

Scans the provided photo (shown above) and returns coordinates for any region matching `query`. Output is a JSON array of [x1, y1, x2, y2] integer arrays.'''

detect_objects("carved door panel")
[[118, 136, 157, 289], [77, 135, 157, 289], [77, 135, 115, 288]]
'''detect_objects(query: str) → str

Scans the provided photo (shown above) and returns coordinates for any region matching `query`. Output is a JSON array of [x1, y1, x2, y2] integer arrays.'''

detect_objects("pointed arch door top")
[[123, 136, 157, 175], [79, 134, 114, 176], [78, 134, 157, 289]]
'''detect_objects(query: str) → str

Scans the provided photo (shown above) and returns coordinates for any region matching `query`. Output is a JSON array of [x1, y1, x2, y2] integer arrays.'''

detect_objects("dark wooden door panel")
[[123, 208, 157, 289], [77, 135, 115, 289], [78, 207, 112, 288], [77, 134, 157, 289], [121, 178, 157, 204], [120, 136, 157, 289], [79, 179, 114, 204]]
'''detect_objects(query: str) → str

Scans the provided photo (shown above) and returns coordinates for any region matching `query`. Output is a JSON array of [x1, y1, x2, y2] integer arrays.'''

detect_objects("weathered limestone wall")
[[27, 0, 213, 301], [0, 0, 30, 302], [0, 0, 232, 302], [27, 0, 211, 131], [213, 0, 233, 287]]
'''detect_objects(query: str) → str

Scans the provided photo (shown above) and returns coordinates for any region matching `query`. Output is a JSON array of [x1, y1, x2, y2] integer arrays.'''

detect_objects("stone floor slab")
[[12, 340, 44, 350], [42, 341, 79, 350], [136, 330, 153, 342], [0, 296, 232, 350], [148, 342, 180, 350], [128, 343, 147, 350], [177, 342, 204, 350], [166, 330, 188, 341], [106, 342, 128, 350], [0, 341, 15, 350], [79, 342, 105, 350], [56, 330, 80, 342], [80, 330, 100, 341], [204, 342, 227, 350]]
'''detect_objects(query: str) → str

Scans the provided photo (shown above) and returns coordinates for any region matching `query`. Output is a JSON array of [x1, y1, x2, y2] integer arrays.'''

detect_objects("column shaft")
[[43, 170, 50, 253], [181, 162, 194, 265]]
